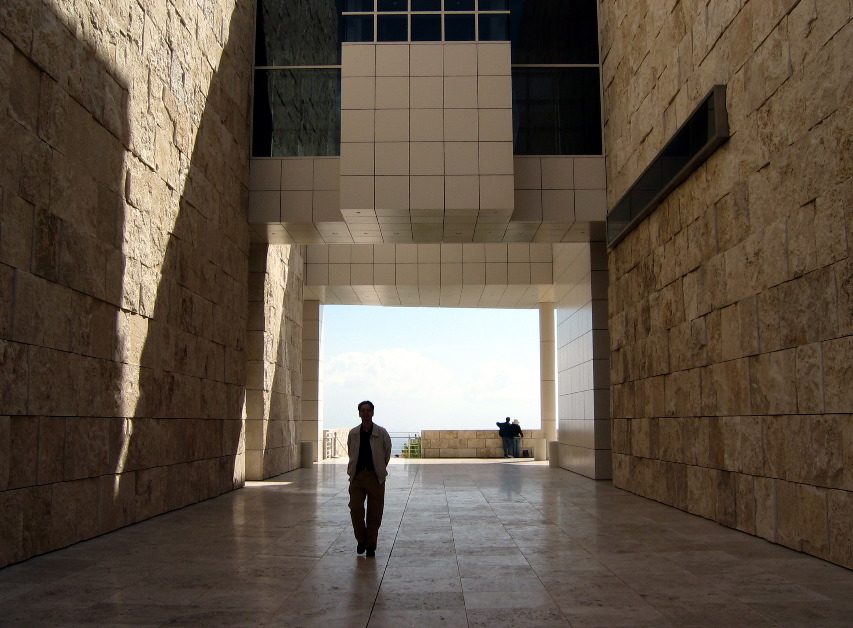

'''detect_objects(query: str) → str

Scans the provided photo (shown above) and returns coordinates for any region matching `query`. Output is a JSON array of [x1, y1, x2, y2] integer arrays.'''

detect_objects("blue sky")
[[322, 306, 541, 433]]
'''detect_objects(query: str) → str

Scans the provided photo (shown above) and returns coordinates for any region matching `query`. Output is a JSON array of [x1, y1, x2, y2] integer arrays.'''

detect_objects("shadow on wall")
[[0, 0, 254, 565], [0, 0, 131, 562], [109, 2, 254, 529]]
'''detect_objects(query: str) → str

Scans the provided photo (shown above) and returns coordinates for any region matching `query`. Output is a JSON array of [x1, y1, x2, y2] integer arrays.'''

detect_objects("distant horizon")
[[321, 305, 542, 433]]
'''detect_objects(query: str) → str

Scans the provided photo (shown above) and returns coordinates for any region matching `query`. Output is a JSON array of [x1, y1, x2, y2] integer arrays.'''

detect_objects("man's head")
[[358, 400, 374, 424], [505, 417, 510, 423], [512, 419, 519, 425]]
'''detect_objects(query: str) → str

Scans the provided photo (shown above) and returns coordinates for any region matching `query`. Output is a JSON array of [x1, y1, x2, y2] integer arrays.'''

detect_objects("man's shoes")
[[366, 545, 376, 557], [357, 541, 366, 554]]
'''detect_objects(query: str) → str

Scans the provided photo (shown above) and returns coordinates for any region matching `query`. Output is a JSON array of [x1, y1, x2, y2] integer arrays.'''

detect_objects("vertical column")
[[539, 302, 557, 445], [589, 240, 611, 479], [553, 242, 611, 479], [301, 301, 323, 460], [245, 244, 269, 480]]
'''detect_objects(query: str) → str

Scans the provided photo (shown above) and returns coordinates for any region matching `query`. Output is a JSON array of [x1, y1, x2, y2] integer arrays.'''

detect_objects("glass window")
[[445, 0, 475, 10], [252, 69, 341, 157], [377, 0, 407, 10], [411, 0, 440, 9], [478, 14, 508, 40], [377, 14, 407, 40], [509, 0, 599, 64], [256, 0, 341, 66], [512, 68, 602, 155], [411, 14, 441, 41], [478, 0, 507, 9], [445, 14, 475, 40], [344, 0, 374, 10], [343, 14, 374, 41]]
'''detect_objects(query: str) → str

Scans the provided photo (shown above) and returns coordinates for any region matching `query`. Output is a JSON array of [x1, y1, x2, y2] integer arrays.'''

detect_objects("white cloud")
[[324, 348, 540, 431]]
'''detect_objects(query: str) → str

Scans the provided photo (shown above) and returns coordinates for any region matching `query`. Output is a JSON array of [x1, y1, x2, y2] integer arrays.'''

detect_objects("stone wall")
[[0, 0, 255, 566], [246, 243, 305, 479], [422, 429, 543, 458], [602, 1, 851, 567]]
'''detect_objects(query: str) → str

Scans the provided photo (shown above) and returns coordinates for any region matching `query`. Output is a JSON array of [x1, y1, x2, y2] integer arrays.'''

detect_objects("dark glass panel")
[[446, 0, 475, 10], [252, 69, 341, 157], [607, 87, 729, 246], [479, 14, 508, 40], [377, 14, 407, 40], [256, 0, 341, 66], [344, 0, 373, 10], [445, 14, 475, 40], [479, 0, 507, 9], [343, 14, 374, 41], [412, 0, 440, 9], [378, 0, 407, 10], [509, 0, 598, 64], [411, 14, 442, 41], [512, 67, 602, 155]]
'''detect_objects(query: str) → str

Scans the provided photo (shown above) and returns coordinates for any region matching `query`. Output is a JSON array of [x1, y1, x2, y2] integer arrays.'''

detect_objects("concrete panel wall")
[[0, 0, 255, 566], [554, 242, 611, 479], [602, 1, 852, 568]]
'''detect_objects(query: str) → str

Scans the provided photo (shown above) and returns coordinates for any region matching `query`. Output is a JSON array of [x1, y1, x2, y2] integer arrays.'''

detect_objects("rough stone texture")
[[604, 0, 852, 568], [245, 243, 305, 480], [421, 429, 544, 458], [0, 0, 256, 567]]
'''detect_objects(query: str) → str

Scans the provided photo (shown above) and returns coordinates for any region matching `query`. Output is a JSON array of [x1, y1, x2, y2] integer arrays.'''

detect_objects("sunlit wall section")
[[301, 301, 324, 461], [0, 0, 255, 566]]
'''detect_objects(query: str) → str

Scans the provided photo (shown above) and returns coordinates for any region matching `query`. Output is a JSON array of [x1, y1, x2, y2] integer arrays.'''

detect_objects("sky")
[[322, 305, 541, 434]]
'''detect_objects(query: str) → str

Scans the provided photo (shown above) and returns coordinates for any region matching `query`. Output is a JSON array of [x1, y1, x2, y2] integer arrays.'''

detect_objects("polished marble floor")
[[1, 459, 851, 627]]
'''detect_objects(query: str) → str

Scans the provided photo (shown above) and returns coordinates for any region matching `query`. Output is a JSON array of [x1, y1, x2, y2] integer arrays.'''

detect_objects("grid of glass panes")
[[342, 0, 510, 43]]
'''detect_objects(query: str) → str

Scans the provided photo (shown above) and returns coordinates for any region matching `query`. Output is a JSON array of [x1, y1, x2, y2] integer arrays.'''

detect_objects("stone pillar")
[[301, 301, 323, 461], [539, 302, 557, 444]]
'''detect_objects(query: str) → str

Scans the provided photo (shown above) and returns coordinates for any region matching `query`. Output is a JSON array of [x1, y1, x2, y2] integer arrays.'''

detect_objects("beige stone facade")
[[0, 0, 305, 566], [602, 1, 852, 568], [422, 429, 543, 458]]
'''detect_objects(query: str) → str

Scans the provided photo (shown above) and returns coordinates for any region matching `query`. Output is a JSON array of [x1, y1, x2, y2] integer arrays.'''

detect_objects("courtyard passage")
[[1, 460, 851, 627]]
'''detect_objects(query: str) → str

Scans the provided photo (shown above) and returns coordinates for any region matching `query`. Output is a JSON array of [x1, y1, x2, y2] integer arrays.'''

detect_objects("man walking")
[[347, 400, 392, 557]]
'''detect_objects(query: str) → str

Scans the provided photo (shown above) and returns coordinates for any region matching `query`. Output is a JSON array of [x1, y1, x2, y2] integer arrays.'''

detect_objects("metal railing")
[[390, 432, 421, 459], [323, 430, 422, 459], [323, 430, 347, 459]]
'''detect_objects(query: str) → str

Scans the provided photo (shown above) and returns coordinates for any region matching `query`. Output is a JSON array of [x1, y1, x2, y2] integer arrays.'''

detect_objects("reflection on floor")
[[1, 459, 851, 627]]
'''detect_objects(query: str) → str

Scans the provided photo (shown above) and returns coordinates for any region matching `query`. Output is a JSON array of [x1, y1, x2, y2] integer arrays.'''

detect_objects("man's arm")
[[347, 427, 358, 461], [383, 429, 392, 465]]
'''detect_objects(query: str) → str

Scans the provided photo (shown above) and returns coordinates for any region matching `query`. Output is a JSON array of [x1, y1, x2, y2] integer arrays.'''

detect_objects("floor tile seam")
[[372, 463, 424, 627], [462, 478, 575, 625]]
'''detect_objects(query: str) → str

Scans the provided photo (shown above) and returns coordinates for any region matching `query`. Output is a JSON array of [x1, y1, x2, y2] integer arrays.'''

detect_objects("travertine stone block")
[[779, 268, 838, 347], [716, 470, 737, 528], [701, 358, 750, 416], [828, 489, 853, 568], [687, 465, 717, 520], [748, 349, 797, 415], [823, 336, 853, 413], [734, 473, 757, 535], [794, 343, 824, 413], [808, 415, 844, 488], [49, 478, 99, 550]]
